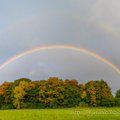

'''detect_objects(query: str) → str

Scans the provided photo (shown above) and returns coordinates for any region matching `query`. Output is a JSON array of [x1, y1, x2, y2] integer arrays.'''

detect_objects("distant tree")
[[85, 80, 113, 106], [115, 89, 120, 106], [85, 81, 96, 106], [39, 77, 65, 108], [63, 79, 82, 107], [99, 80, 114, 106], [14, 78, 31, 86], [115, 89, 120, 98], [13, 81, 29, 109], [23, 81, 39, 108], [2, 82, 14, 105], [0, 77, 115, 109], [0, 81, 11, 95], [0, 81, 15, 109]]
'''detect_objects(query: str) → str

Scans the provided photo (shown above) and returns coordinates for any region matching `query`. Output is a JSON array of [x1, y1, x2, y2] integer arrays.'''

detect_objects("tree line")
[[0, 77, 120, 109]]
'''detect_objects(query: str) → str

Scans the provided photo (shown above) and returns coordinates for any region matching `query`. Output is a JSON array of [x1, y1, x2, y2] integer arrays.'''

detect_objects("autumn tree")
[[99, 80, 114, 106], [85, 80, 113, 106], [39, 77, 65, 108], [0, 77, 115, 109], [0, 81, 15, 109], [85, 81, 96, 106]]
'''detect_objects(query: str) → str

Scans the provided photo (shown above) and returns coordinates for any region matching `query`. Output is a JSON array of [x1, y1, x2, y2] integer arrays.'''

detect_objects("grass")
[[0, 107, 120, 120]]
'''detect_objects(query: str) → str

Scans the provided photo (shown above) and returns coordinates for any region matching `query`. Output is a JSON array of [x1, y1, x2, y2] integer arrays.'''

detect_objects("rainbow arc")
[[0, 45, 120, 73]]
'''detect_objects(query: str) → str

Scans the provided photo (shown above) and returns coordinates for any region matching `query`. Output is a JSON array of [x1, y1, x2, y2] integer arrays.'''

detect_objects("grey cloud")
[[0, 0, 120, 93]]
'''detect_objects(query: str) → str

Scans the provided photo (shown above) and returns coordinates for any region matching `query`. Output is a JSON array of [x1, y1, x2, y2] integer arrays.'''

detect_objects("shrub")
[[1, 104, 15, 109], [100, 98, 115, 107], [78, 102, 88, 107]]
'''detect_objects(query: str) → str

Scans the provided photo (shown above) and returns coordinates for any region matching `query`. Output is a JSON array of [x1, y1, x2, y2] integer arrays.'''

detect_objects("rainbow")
[[0, 45, 120, 73]]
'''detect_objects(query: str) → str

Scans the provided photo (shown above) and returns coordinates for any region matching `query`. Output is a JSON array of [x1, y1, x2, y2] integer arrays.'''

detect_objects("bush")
[[114, 98, 120, 106], [1, 104, 15, 109], [25, 102, 46, 109], [100, 99, 115, 107], [78, 102, 88, 107]]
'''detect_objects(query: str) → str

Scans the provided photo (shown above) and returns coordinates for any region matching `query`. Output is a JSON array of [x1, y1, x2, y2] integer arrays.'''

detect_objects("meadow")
[[0, 107, 120, 120]]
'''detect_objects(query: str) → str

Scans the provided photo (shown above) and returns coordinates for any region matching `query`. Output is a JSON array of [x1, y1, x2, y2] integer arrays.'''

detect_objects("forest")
[[0, 77, 120, 109]]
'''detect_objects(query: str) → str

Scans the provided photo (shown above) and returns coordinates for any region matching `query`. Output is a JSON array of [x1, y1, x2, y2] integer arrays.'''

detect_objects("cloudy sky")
[[0, 0, 120, 93]]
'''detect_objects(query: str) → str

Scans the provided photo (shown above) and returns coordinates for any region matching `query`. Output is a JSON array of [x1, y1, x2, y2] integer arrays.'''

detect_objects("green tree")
[[62, 79, 81, 107], [115, 89, 120, 106], [14, 78, 31, 86], [13, 81, 29, 109], [115, 89, 120, 98]]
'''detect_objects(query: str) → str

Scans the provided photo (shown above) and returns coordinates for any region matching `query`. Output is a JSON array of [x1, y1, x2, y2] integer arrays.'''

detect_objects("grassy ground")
[[0, 107, 120, 120]]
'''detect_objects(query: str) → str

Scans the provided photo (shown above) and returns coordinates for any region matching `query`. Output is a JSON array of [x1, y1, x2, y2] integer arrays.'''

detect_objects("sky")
[[0, 0, 120, 93]]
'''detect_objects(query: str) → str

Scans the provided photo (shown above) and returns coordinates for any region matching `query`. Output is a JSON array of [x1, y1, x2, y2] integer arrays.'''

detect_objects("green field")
[[0, 107, 120, 120]]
